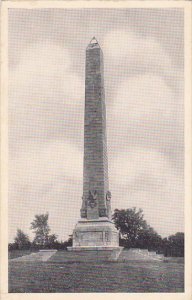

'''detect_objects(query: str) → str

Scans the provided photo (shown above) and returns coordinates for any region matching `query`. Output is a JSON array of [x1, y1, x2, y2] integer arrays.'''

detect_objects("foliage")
[[8, 208, 184, 257], [113, 207, 161, 250], [136, 225, 162, 251], [29, 235, 72, 250], [113, 208, 163, 251], [168, 232, 184, 247], [8, 243, 18, 251], [113, 208, 146, 241], [9, 213, 73, 250], [30, 213, 51, 247], [13, 229, 31, 250], [62, 236, 72, 249], [48, 234, 58, 245], [113, 208, 184, 256], [163, 232, 184, 257], [29, 212, 72, 249]]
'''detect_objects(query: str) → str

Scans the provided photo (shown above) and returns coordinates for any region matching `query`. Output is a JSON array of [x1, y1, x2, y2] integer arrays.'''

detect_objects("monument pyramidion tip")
[[87, 37, 100, 49]]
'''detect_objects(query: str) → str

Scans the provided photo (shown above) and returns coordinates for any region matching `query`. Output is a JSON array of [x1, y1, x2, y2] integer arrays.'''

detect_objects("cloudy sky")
[[8, 8, 184, 242]]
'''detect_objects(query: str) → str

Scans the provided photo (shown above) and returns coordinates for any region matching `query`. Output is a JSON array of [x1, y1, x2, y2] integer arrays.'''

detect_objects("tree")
[[30, 213, 51, 247], [14, 229, 31, 249], [168, 232, 184, 247], [136, 225, 162, 251], [48, 234, 58, 245], [163, 232, 184, 257], [63, 235, 72, 249], [112, 207, 162, 250], [46, 234, 59, 249], [112, 207, 147, 247]]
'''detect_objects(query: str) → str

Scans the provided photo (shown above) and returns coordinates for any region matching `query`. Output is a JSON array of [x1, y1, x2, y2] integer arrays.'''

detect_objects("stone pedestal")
[[72, 218, 119, 247], [68, 218, 122, 260]]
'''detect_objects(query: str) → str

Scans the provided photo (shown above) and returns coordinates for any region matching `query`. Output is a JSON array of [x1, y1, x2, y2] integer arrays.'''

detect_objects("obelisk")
[[81, 37, 111, 220], [69, 38, 121, 254]]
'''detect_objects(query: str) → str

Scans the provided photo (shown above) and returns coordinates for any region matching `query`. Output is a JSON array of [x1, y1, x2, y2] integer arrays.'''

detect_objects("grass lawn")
[[9, 259, 184, 293], [8, 250, 38, 260]]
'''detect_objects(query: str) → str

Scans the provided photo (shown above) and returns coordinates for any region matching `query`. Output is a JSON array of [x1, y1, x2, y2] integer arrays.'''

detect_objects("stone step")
[[118, 249, 164, 261], [49, 249, 121, 262]]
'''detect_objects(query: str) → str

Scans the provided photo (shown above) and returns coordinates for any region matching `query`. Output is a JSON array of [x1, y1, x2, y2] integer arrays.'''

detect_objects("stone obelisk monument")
[[69, 38, 121, 256]]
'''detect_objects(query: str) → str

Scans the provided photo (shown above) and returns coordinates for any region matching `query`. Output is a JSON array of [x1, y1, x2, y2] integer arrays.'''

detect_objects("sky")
[[8, 8, 184, 242]]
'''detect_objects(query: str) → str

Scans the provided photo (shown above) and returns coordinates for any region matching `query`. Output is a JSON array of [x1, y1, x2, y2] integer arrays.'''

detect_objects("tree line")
[[9, 208, 184, 257], [113, 208, 184, 257], [9, 213, 72, 251]]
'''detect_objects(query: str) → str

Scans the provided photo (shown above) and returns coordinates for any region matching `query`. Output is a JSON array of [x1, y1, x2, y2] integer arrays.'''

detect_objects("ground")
[[8, 249, 38, 260], [8, 250, 184, 293]]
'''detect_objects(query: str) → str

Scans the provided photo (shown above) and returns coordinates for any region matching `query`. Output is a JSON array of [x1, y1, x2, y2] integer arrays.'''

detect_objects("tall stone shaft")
[[69, 38, 120, 252], [81, 37, 111, 220]]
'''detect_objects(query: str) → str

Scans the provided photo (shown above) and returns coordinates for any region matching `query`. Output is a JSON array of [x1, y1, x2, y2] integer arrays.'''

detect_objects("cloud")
[[103, 30, 172, 74], [10, 140, 83, 185], [107, 74, 183, 167], [111, 147, 182, 187], [112, 74, 176, 122], [9, 41, 84, 145], [9, 140, 83, 241], [8, 41, 85, 242], [9, 178, 82, 242], [107, 69, 184, 237], [110, 147, 184, 237]]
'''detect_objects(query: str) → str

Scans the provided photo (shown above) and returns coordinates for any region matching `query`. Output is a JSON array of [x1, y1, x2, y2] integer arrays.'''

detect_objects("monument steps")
[[48, 248, 164, 263], [118, 249, 164, 261], [49, 249, 121, 263], [10, 249, 165, 263]]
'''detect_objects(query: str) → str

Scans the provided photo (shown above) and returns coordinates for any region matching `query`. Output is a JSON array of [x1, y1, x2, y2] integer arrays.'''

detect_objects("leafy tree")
[[163, 232, 184, 257], [112, 207, 162, 250], [48, 234, 58, 245], [14, 229, 31, 249], [63, 235, 72, 249], [137, 225, 162, 251], [168, 232, 184, 246], [112, 207, 147, 247], [30, 213, 51, 247], [54, 235, 72, 250]]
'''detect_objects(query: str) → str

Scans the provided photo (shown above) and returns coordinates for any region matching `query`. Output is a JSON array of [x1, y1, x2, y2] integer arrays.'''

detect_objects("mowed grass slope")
[[9, 259, 184, 293], [8, 250, 38, 260]]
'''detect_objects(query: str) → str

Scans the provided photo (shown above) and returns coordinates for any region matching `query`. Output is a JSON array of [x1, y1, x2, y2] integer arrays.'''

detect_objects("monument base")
[[67, 247, 122, 261], [67, 218, 122, 260]]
